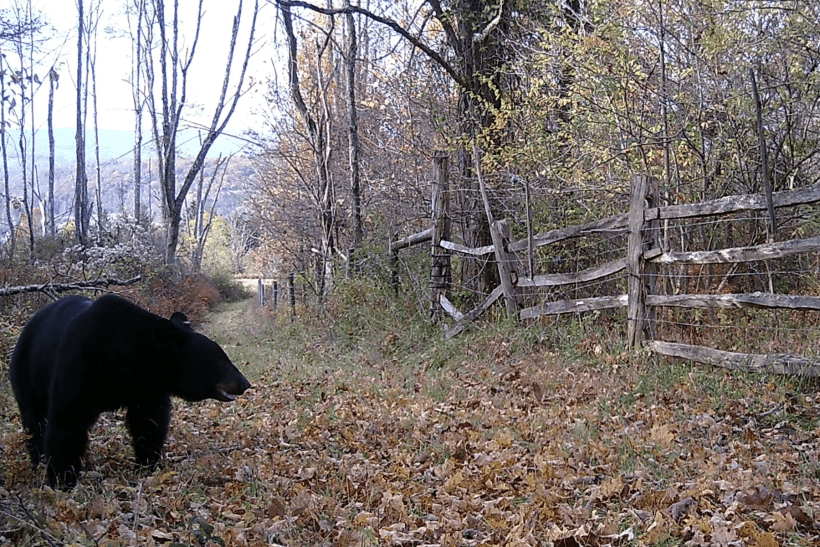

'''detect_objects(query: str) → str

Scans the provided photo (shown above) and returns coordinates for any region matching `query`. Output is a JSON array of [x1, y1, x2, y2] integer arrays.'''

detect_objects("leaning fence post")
[[490, 219, 519, 316], [627, 174, 651, 347], [430, 151, 451, 323]]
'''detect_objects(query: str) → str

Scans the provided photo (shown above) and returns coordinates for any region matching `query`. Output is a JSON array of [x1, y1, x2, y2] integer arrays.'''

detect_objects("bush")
[[209, 270, 252, 302], [141, 271, 221, 324]]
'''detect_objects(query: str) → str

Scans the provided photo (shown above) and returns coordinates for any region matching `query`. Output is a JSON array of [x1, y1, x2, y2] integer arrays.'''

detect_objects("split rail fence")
[[390, 166, 820, 377]]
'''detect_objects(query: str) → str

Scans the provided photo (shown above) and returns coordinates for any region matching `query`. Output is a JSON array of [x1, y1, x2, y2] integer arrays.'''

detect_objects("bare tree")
[[275, 0, 517, 292], [10, 1, 35, 255], [87, 1, 103, 236], [0, 51, 14, 256], [127, 0, 148, 221], [0, 8, 39, 256], [345, 0, 362, 249], [144, 0, 258, 267], [280, 1, 337, 296], [189, 151, 231, 274], [46, 66, 57, 237], [75, 0, 90, 246]]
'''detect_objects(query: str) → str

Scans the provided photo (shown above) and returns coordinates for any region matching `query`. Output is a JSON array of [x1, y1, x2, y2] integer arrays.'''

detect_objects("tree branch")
[[177, 0, 259, 213], [473, 0, 503, 44], [274, 0, 467, 91], [0, 276, 143, 298], [426, 0, 461, 54]]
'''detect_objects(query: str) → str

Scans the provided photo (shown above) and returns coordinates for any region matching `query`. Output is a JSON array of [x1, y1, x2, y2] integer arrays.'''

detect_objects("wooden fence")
[[390, 173, 820, 376], [256, 273, 297, 318]]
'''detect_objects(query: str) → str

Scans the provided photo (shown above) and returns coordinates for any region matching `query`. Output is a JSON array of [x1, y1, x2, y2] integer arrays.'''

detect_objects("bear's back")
[[10, 295, 94, 407]]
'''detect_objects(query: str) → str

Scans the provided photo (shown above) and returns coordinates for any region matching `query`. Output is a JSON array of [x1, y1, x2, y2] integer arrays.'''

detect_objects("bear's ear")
[[170, 312, 192, 330]]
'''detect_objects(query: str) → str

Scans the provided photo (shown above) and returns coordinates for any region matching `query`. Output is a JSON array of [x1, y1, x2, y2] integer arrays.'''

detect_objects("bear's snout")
[[214, 374, 251, 402]]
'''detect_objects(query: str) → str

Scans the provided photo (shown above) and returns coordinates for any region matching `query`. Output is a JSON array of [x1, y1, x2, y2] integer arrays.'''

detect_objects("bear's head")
[[161, 313, 251, 402]]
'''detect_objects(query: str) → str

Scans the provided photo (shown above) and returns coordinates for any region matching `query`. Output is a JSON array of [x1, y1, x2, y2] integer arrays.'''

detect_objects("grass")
[[0, 278, 819, 545]]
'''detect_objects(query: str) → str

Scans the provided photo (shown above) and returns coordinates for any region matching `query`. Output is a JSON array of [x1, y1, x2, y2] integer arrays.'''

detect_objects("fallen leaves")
[[1, 344, 820, 546]]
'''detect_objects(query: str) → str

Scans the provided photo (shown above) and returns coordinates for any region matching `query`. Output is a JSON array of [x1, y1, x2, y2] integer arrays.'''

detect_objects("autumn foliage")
[[0, 282, 818, 546]]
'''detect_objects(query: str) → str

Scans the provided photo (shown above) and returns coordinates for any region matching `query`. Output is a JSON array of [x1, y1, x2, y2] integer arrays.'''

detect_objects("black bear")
[[10, 294, 251, 488]]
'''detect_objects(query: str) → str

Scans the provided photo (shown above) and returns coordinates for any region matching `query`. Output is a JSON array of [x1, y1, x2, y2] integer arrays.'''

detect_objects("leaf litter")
[[1, 319, 820, 546]]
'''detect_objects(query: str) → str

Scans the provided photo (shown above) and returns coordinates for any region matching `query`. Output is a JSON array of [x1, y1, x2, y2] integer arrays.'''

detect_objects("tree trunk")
[[164, 200, 182, 265], [430, 0, 506, 294], [0, 56, 14, 256], [47, 68, 57, 237], [191, 156, 206, 273], [345, 0, 363, 248], [26, 12, 38, 249], [92, 55, 103, 235], [75, 0, 89, 247], [14, 40, 33, 255], [132, 0, 145, 221], [281, 1, 336, 296]]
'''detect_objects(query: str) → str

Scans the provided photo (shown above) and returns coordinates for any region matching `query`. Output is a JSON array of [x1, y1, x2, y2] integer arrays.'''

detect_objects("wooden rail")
[[648, 341, 820, 377], [388, 156, 820, 376]]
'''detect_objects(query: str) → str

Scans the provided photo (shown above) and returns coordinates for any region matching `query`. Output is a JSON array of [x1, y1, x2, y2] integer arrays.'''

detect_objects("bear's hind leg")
[[126, 396, 171, 469]]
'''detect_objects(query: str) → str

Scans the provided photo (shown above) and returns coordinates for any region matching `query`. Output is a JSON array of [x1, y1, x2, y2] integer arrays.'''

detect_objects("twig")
[[0, 494, 62, 547], [758, 403, 783, 419]]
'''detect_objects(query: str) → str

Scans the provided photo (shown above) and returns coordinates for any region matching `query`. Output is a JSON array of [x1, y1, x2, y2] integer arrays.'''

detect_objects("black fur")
[[10, 294, 251, 488]]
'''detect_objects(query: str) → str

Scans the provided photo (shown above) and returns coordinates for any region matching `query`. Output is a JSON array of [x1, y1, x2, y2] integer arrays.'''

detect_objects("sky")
[[7, 0, 276, 153]]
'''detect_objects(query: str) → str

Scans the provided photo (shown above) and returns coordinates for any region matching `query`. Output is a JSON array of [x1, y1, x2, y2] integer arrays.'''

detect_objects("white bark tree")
[[144, 0, 258, 267]]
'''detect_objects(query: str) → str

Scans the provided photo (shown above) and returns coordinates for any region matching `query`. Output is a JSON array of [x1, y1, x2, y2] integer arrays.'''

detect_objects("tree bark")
[[91, 48, 103, 235], [14, 28, 33, 254], [750, 67, 776, 236]]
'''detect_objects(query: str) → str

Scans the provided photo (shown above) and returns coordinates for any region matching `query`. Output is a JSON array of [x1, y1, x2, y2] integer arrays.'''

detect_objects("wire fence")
[[383, 168, 820, 365]]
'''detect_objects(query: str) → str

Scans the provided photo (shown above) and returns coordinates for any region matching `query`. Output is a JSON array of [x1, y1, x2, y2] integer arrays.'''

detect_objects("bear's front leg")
[[43, 412, 95, 489], [24, 420, 46, 467], [126, 395, 171, 469], [16, 398, 47, 466]]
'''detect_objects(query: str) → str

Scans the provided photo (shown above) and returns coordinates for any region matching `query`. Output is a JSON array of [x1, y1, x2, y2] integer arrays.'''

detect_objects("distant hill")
[[6, 127, 248, 169], [1, 128, 254, 236]]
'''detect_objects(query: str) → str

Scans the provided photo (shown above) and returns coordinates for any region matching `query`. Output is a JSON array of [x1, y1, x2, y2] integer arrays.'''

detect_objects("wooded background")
[[4, 1, 820, 361]]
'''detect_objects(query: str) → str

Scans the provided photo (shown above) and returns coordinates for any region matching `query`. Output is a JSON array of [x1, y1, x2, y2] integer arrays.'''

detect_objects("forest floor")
[[1, 295, 820, 546]]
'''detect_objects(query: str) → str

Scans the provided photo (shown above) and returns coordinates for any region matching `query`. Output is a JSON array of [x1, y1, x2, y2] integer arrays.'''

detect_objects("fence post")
[[645, 178, 661, 340], [430, 151, 451, 323], [490, 219, 519, 316], [288, 273, 296, 319], [524, 178, 535, 279], [272, 281, 279, 309], [347, 247, 355, 278], [389, 247, 399, 295], [627, 174, 652, 347], [258, 279, 264, 307]]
